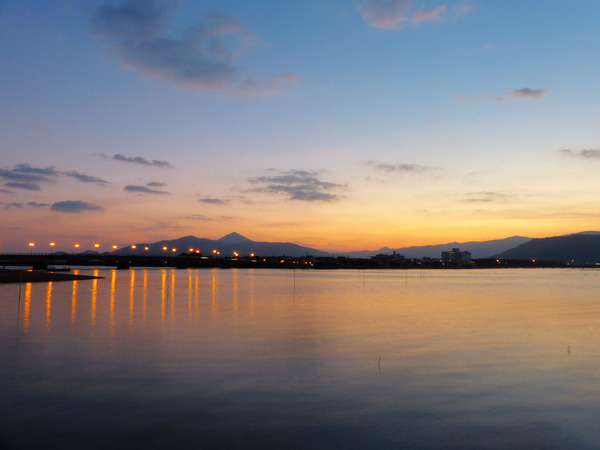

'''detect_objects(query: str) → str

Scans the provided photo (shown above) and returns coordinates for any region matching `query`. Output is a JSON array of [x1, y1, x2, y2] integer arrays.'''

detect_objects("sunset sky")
[[1, 0, 599, 253]]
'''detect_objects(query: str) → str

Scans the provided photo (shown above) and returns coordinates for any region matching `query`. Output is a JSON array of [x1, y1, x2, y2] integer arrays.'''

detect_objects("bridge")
[[0, 253, 303, 270]]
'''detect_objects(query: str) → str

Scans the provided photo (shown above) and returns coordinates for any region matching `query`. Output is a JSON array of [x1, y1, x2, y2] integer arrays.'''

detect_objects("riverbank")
[[0, 269, 103, 283]]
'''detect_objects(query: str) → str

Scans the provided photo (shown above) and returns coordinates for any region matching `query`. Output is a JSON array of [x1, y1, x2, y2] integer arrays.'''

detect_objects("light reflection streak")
[[195, 273, 199, 318], [71, 280, 78, 324], [233, 269, 239, 313], [249, 269, 255, 314], [91, 274, 98, 331], [46, 282, 53, 330], [161, 269, 167, 324], [129, 270, 135, 325], [143, 270, 148, 322], [23, 283, 32, 332], [211, 269, 218, 318], [188, 269, 193, 321], [170, 271, 176, 319], [110, 270, 116, 329]]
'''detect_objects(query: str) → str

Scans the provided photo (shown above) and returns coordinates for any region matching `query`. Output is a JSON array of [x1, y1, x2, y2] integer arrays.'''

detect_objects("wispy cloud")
[[89, 1, 300, 97], [358, 0, 468, 30], [184, 214, 213, 221], [106, 153, 174, 168], [3, 202, 23, 210], [365, 161, 436, 174], [198, 197, 228, 205], [4, 182, 42, 191], [0, 188, 14, 194], [147, 181, 166, 187], [51, 200, 104, 213], [484, 87, 550, 103], [0, 164, 59, 183], [560, 149, 600, 160], [248, 169, 345, 202], [461, 192, 512, 203], [27, 202, 50, 208], [124, 184, 170, 195], [63, 171, 110, 185], [509, 87, 549, 100]]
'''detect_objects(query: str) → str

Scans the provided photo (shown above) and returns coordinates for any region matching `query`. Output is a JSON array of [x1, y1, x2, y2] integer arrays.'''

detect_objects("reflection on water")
[[2, 268, 600, 449]]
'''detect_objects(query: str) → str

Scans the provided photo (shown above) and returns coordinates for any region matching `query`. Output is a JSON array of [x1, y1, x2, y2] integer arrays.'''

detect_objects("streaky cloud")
[[64, 171, 111, 184], [0, 164, 58, 183], [248, 169, 344, 202], [3, 202, 23, 210], [198, 197, 227, 205], [184, 214, 213, 221], [147, 181, 166, 187], [89, 1, 300, 97], [462, 191, 512, 203], [0, 188, 15, 194], [486, 87, 550, 103], [365, 161, 435, 174], [51, 200, 104, 213], [509, 87, 550, 100], [27, 202, 50, 207], [110, 153, 174, 168], [4, 182, 42, 191], [124, 185, 170, 195], [358, 0, 453, 30], [13, 164, 59, 177], [560, 149, 600, 160]]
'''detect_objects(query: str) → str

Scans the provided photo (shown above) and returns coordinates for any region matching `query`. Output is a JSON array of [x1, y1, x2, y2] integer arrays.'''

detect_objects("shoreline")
[[0, 269, 103, 284]]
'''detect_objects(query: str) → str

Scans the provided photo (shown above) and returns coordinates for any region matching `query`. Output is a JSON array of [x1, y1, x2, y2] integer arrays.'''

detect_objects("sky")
[[1, 0, 599, 253]]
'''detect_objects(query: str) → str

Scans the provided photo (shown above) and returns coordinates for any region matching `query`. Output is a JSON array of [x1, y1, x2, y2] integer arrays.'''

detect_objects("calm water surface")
[[1, 268, 600, 449]]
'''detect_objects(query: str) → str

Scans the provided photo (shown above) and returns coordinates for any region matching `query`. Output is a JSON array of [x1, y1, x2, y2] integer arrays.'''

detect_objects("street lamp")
[[28, 242, 35, 254], [171, 248, 177, 253], [49, 242, 55, 255]]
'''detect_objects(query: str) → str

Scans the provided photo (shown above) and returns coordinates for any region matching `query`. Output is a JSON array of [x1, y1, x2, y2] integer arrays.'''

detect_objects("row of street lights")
[[27, 242, 119, 253], [25, 242, 255, 258]]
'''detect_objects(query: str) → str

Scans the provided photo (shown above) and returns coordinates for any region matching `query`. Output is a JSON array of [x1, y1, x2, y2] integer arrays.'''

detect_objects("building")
[[441, 248, 472, 266]]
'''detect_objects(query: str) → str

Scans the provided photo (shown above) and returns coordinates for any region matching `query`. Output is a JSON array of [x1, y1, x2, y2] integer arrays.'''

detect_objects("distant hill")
[[342, 236, 531, 259], [115, 232, 330, 258], [495, 233, 600, 264]]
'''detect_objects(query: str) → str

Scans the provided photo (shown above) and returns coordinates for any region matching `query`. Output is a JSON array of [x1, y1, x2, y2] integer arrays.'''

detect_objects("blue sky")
[[1, 0, 599, 252]]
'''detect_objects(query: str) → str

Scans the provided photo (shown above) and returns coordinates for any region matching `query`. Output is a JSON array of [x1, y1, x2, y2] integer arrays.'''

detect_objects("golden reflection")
[[110, 270, 117, 328], [91, 275, 98, 330], [195, 272, 200, 318], [211, 268, 218, 316], [249, 268, 255, 313], [129, 269, 135, 324], [71, 280, 78, 324], [23, 283, 32, 332], [188, 269, 193, 319], [143, 269, 148, 322], [46, 282, 53, 329], [233, 269, 239, 312], [170, 271, 176, 319], [161, 269, 167, 323]]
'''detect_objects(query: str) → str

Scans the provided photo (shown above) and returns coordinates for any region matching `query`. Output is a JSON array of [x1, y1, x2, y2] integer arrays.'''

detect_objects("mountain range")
[[494, 232, 600, 264], [116, 232, 331, 258], [115, 231, 600, 263]]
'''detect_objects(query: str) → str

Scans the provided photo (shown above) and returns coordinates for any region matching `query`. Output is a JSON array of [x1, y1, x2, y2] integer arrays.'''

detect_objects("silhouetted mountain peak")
[[217, 232, 253, 244]]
